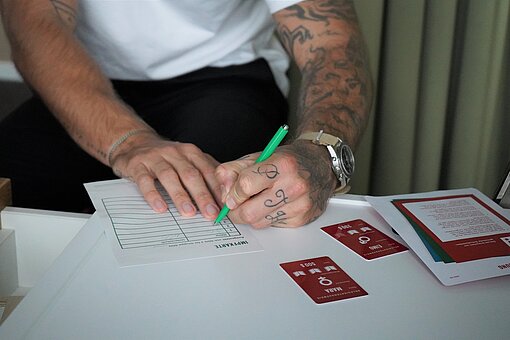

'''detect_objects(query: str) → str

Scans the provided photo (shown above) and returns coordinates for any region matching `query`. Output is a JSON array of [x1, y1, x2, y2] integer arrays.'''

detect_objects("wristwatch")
[[297, 130, 355, 192]]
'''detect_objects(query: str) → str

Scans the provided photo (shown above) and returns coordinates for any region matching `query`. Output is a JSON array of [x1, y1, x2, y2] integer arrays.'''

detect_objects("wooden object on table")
[[0, 178, 12, 229]]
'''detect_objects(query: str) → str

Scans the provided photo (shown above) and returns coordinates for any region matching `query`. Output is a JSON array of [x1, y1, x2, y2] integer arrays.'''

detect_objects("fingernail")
[[182, 202, 195, 215], [154, 199, 166, 212], [226, 197, 236, 209], [206, 204, 219, 216]]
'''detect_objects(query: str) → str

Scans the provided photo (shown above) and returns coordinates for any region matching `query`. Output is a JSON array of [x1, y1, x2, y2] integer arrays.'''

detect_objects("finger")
[[227, 171, 311, 226], [151, 160, 197, 217], [266, 208, 319, 228], [227, 186, 290, 226], [131, 163, 168, 213], [232, 195, 317, 228], [226, 155, 304, 210], [189, 152, 222, 204], [224, 172, 268, 210], [263, 195, 319, 228], [164, 149, 219, 220], [216, 154, 258, 199]]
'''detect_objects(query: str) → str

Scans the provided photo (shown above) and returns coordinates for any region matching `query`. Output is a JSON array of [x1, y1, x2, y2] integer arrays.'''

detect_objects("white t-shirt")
[[75, 0, 301, 95]]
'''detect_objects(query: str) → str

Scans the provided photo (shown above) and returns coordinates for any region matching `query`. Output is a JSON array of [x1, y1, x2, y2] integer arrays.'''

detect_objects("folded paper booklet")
[[366, 188, 510, 286]]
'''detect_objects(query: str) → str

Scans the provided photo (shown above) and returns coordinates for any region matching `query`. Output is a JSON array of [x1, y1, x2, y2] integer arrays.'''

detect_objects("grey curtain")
[[349, 0, 510, 198]]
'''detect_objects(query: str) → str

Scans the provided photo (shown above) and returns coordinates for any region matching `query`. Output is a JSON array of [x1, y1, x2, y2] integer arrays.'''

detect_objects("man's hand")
[[215, 141, 337, 228], [110, 132, 222, 220]]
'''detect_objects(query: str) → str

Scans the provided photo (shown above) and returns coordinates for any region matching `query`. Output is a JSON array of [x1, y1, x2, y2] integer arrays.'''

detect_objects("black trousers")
[[0, 59, 288, 212]]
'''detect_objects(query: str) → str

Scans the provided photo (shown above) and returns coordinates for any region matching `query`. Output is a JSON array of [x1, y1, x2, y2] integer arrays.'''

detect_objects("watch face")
[[339, 144, 355, 177]]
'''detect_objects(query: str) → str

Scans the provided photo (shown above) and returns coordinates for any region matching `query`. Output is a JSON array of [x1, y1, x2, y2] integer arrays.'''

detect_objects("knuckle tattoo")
[[264, 189, 289, 208]]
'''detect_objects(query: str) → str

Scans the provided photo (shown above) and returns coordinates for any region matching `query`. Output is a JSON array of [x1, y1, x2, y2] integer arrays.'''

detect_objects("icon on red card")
[[322, 219, 408, 260], [280, 256, 367, 304]]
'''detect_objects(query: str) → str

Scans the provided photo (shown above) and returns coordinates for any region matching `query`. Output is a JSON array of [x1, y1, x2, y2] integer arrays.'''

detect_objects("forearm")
[[274, 0, 372, 148], [0, 0, 152, 165]]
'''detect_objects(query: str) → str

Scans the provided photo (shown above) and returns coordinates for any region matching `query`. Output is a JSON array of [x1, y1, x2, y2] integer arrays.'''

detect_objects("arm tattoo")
[[283, 0, 357, 25], [50, 0, 76, 27], [264, 189, 289, 208], [277, 25, 313, 60], [275, 0, 372, 148], [297, 40, 366, 145]]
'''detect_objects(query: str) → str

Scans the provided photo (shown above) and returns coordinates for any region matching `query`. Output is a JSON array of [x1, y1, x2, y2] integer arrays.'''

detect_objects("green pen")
[[214, 124, 289, 224]]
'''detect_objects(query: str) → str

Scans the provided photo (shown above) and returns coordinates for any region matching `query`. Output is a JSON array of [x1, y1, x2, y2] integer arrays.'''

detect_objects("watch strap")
[[334, 184, 351, 194], [297, 130, 352, 195], [297, 131, 342, 146]]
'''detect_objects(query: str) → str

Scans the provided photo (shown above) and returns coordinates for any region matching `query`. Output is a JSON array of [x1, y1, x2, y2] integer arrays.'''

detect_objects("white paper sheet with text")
[[366, 188, 510, 286], [85, 179, 263, 266]]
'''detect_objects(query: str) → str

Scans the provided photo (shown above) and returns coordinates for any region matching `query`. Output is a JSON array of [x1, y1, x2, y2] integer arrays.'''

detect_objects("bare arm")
[[216, 0, 372, 227], [0, 0, 221, 219], [0, 0, 153, 163], [274, 0, 372, 147]]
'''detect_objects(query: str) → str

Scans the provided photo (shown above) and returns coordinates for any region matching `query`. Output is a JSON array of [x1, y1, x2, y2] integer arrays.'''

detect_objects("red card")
[[280, 256, 367, 304], [322, 219, 408, 260]]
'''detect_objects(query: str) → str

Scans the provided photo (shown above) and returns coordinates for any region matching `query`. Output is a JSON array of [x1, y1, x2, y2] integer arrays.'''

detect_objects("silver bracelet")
[[107, 129, 151, 167]]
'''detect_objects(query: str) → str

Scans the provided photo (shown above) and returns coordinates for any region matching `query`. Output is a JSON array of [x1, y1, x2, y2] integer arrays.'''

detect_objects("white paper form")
[[402, 196, 510, 243], [366, 188, 510, 286], [85, 179, 263, 266]]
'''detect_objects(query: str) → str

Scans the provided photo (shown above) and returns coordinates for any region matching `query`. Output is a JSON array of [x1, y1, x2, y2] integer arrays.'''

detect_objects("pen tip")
[[282, 124, 289, 130]]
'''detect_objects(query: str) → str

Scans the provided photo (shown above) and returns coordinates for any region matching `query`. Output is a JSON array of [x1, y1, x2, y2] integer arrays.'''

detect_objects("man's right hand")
[[109, 132, 222, 220]]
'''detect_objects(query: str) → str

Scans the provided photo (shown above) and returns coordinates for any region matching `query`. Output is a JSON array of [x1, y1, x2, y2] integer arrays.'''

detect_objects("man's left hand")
[[215, 141, 337, 228]]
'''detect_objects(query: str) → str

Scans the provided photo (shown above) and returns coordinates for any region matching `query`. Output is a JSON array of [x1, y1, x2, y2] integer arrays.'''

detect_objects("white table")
[[0, 196, 509, 339]]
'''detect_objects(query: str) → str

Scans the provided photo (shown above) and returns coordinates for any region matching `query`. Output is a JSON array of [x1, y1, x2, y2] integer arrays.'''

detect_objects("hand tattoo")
[[253, 164, 280, 179], [265, 211, 288, 225], [264, 189, 289, 208]]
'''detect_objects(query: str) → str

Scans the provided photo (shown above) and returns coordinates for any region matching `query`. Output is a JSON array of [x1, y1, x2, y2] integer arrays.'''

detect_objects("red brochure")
[[393, 194, 510, 263]]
